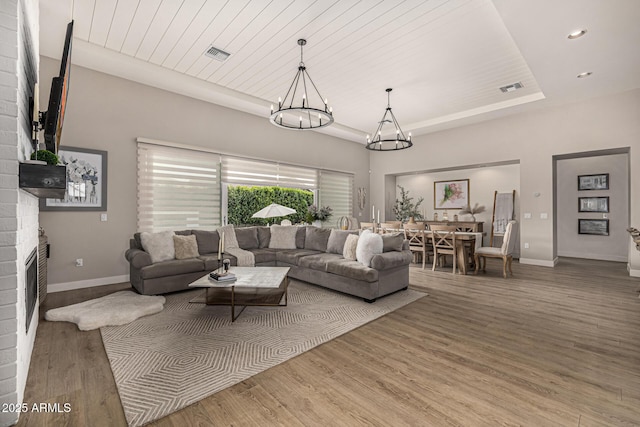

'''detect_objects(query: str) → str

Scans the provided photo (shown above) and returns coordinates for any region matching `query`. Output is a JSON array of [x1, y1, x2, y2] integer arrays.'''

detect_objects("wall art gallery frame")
[[578, 196, 609, 213], [434, 179, 469, 210], [578, 173, 609, 191], [40, 146, 108, 211], [578, 219, 609, 236]]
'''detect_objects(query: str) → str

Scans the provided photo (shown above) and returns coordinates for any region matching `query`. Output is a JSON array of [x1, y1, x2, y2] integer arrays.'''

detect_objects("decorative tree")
[[393, 185, 424, 222]]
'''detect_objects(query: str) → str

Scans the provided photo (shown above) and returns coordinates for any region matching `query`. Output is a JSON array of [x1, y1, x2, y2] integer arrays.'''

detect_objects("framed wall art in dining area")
[[40, 146, 108, 211], [578, 219, 609, 236], [578, 196, 609, 213], [434, 179, 469, 210], [578, 173, 609, 191]]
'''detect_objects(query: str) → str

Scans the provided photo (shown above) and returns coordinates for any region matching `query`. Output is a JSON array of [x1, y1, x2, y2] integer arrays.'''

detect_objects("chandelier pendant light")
[[270, 39, 334, 130], [366, 88, 412, 151]]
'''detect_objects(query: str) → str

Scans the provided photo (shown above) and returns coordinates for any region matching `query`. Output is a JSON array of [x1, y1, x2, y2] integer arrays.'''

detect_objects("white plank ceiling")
[[39, 0, 640, 143]]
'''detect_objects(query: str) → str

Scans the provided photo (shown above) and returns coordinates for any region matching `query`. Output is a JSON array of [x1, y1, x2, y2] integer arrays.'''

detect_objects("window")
[[221, 156, 317, 189], [318, 171, 353, 225], [137, 142, 220, 232]]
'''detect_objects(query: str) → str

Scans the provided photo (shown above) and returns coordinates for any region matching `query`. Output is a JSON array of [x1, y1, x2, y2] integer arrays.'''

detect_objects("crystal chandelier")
[[366, 88, 412, 151], [269, 39, 334, 130]]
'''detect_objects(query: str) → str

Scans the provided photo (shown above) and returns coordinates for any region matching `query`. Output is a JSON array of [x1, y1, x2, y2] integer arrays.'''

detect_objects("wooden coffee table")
[[188, 266, 290, 322]]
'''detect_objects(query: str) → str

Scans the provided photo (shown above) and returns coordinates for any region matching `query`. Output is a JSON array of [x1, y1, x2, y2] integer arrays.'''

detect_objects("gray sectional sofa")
[[125, 226, 412, 302]]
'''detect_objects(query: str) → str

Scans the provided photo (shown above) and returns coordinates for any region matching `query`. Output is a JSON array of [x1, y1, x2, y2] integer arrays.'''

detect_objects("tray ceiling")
[[39, 0, 640, 143]]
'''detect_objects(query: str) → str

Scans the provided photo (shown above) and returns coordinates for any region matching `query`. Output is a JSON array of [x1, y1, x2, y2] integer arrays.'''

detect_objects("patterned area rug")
[[101, 280, 425, 426]]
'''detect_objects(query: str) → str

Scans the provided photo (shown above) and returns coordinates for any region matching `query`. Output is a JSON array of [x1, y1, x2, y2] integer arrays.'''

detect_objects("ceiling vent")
[[205, 45, 230, 62], [500, 82, 524, 93]]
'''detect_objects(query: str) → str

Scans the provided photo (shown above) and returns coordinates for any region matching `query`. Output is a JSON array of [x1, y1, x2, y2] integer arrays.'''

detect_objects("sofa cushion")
[[298, 253, 343, 271], [305, 227, 331, 252], [235, 227, 259, 249], [327, 229, 358, 254], [326, 259, 378, 283], [269, 225, 298, 249], [140, 231, 176, 263], [249, 248, 278, 264], [140, 258, 204, 279], [192, 230, 220, 254], [276, 249, 322, 266], [296, 226, 307, 248], [173, 235, 199, 260], [356, 230, 383, 267], [343, 234, 359, 261], [381, 233, 405, 252], [257, 227, 271, 248], [370, 251, 413, 271]]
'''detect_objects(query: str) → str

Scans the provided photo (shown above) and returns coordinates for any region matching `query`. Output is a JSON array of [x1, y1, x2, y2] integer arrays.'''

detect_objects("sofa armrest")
[[125, 248, 152, 269], [370, 250, 412, 270]]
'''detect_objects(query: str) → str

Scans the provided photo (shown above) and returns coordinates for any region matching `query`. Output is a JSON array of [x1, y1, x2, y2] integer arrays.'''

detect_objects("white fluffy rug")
[[45, 291, 165, 331]]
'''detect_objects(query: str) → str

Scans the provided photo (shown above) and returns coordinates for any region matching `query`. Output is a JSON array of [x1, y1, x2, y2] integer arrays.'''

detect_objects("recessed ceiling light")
[[577, 72, 592, 78], [568, 29, 587, 39]]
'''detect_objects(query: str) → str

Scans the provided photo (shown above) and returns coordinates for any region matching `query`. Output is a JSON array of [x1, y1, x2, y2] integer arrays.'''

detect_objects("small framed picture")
[[434, 179, 469, 209], [578, 173, 609, 191], [578, 197, 609, 213], [578, 219, 609, 236]]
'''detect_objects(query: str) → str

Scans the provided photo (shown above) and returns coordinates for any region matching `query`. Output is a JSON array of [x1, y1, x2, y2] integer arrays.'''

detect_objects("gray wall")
[[556, 154, 629, 261], [369, 88, 640, 272], [38, 57, 370, 287]]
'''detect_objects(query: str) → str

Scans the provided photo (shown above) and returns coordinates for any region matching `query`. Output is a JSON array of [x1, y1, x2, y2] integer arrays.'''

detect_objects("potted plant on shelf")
[[306, 204, 333, 227], [393, 185, 424, 223], [29, 150, 59, 165]]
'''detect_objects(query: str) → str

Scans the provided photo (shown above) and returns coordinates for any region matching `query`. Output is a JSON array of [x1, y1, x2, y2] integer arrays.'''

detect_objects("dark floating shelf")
[[19, 163, 67, 199]]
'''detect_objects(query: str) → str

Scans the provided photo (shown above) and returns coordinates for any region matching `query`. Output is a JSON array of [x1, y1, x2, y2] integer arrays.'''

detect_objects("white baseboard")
[[48, 275, 130, 293], [558, 251, 628, 263], [628, 264, 640, 278], [519, 258, 557, 267]]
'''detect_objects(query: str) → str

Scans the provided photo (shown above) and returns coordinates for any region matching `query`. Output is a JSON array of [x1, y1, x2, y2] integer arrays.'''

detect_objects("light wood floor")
[[18, 258, 640, 426]]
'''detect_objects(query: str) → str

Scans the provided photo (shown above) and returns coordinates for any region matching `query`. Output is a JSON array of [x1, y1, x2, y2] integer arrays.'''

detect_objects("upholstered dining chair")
[[430, 225, 459, 274], [474, 220, 516, 278], [403, 222, 430, 269]]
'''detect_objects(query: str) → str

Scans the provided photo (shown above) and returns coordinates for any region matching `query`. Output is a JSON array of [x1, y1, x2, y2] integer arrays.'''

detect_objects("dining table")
[[381, 228, 484, 274]]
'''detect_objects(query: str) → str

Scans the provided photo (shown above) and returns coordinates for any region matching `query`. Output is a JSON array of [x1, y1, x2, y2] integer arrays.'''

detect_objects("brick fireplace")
[[0, 0, 40, 426]]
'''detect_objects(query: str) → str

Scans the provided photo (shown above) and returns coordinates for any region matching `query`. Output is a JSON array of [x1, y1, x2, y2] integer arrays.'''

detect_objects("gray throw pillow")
[[173, 234, 199, 259], [327, 229, 358, 254], [269, 225, 298, 249], [305, 227, 332, 252], [140, 231, 176, 263], [381, 233, 405, 252], [235, 227, 259, 249]]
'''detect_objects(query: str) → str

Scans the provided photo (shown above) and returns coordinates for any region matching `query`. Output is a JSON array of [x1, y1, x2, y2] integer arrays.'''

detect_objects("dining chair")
[[474, 220, 516, 278], [380, 221, 402, 234], [430, 225, 459, 274], [403, 222, 430, 269], [360, 222, 375, 232]]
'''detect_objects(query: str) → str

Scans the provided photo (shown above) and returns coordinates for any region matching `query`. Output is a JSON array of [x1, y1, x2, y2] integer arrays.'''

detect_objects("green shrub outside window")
[[227, 185, 314, 226]]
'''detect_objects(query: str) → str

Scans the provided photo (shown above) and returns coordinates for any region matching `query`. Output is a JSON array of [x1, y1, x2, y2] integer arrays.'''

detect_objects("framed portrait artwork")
[[578, 173, 609, 191], [434, 179, 469, 210], [40, 146, 108, 211]]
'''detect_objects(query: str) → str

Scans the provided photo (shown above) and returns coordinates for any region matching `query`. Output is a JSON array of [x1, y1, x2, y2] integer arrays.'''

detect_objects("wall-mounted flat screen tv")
[[43, 20, 73, 153]]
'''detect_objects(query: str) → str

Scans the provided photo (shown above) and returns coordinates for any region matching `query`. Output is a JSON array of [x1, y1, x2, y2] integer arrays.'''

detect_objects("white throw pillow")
[[140, 231, 176, 263], [268, 225, 298, 249], [355, 229, 383, 267], [343, 234, 359, 261]]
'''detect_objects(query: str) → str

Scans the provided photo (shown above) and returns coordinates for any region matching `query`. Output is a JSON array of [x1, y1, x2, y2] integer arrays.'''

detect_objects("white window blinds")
[[221, 156, 317, 189], [318, 171, 353, 226], [137, 143, 220, 232]]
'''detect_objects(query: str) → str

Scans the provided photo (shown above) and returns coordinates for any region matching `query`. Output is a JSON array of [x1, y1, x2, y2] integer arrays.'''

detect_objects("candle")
[[218, 236, 222, 260], [372, 205, 375, 221], [221, 232, 225, 254], [377, 209, 380, 224]]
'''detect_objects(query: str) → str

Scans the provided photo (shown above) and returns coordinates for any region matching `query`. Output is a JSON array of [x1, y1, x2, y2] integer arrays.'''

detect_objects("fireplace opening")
[[25, 247, 37, 333]]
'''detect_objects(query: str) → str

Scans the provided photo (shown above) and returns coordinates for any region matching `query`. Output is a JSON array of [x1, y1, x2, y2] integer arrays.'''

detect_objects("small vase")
[[408, 216, 416, 224], [313, 220, 322, 227]]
